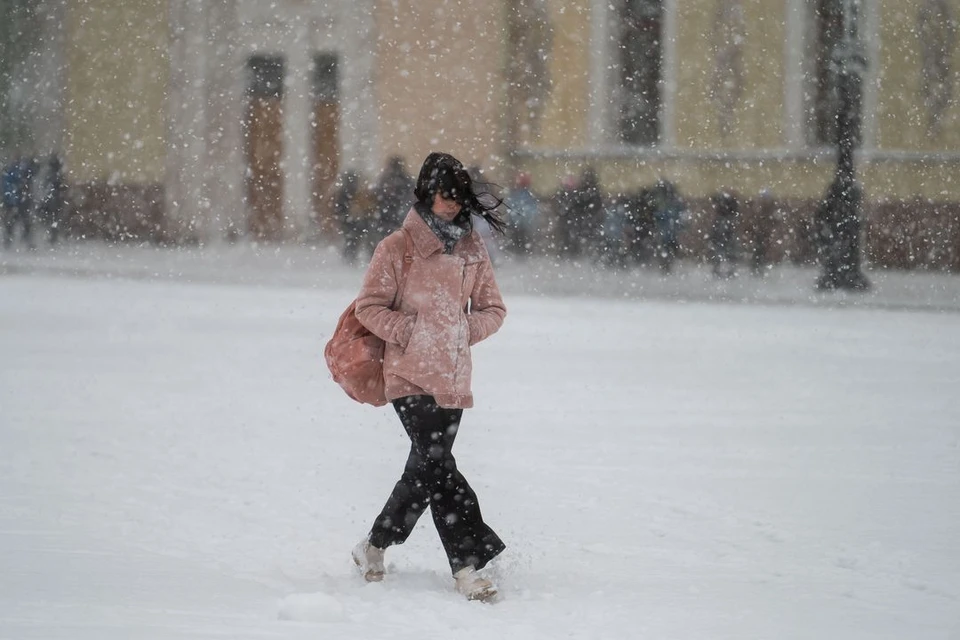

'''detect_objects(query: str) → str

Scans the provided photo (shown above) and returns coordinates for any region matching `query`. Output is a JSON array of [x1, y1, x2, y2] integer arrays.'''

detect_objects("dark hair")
[[414, 152, 506, 234]]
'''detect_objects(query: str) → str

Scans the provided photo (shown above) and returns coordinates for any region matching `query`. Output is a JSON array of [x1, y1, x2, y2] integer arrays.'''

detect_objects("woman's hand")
[[399, 313, 417, 348]]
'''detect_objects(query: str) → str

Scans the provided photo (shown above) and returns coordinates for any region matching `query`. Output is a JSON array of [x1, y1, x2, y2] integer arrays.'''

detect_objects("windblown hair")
[[414, 152, 506, 234]]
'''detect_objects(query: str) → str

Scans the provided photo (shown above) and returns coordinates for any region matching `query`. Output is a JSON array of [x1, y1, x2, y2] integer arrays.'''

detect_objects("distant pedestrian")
[[504, 171, 540, 257], [709, 190, 740, 278], [39, 154, 66, 245], [551, 175, 578, 258], [333, 170, 376, 265], [623, 186, 657, 267], [1, 155, 18, 243], [652, 179, 685, 273], [601, 192, 629, 268], [467, 165, 504, 263], [748, 189, 777, 276], [569, 167, 604, 261], [2, 153, 35, 250], [372, 155, 415, 243]]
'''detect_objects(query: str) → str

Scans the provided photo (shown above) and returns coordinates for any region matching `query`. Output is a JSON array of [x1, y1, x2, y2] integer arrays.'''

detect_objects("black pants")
[[368, 395, 505, 574]]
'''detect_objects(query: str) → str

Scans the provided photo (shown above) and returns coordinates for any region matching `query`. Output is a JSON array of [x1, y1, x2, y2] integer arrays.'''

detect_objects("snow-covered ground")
[[1, 243, 959, 639]]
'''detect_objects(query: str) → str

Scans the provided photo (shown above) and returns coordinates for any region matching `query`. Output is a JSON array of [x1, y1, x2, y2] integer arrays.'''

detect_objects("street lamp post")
[[816, 0, 871, 291]]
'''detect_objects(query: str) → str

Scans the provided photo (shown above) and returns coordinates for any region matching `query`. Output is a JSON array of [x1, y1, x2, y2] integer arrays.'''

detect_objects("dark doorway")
[[310, 53, 340, 237], [244, 55, 285, 240]]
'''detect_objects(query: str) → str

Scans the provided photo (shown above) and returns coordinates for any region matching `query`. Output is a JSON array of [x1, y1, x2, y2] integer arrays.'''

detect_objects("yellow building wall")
[[674, 0, 786, 150], [519, 155, 835, 200], [373, 0, 507, 174], [536, 0, 591, 150], [863, 162, 960, 200], [674, 0, 719, 149], [875, 0, 960, 151], [736, 0, 787, 149], [516, 0, 960, 201], [522, 155, 960, 202], [64, 0, 169, 183]]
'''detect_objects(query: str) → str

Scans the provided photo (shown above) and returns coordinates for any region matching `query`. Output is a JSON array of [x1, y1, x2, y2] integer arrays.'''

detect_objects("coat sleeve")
[[355, 237, 415, 347], [467, 253, 506, 346]]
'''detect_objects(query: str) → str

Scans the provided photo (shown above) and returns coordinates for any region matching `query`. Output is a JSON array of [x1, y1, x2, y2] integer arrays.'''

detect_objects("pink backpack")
[[325, 230, 413, 406]]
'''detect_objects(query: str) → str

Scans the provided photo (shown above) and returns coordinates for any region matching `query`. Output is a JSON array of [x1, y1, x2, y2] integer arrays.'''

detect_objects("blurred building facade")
[[510, 0, 960, 269], [4, 0, 960, 266]]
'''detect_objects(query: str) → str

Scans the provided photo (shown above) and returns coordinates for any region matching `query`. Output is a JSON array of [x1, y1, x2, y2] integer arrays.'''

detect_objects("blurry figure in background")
[[2, 152, 35, 250], [467, 165, 503, 264], [600, 192, 630, 269], [503, 171, 540, 257], [569, 167, 604, 261], [652, 178, 685, 273], [1, 153, 18, 246], [39, 154, 66, 245], [373, 155, 415, 243], [747, 188, 777, 276], [551, 174, 578, 257], [623, 186, 657, 267], [708, 190, 740, 279], [472, 212, 501, 265], [333, 170, 377, 265]]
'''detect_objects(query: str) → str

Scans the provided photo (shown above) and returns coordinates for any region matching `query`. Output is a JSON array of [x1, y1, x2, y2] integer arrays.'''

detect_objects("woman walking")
[[351, 152, 508, 602]]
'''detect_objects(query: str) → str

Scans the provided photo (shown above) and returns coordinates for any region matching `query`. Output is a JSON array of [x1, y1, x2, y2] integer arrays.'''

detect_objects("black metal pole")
[[816, 0, 870, 291]]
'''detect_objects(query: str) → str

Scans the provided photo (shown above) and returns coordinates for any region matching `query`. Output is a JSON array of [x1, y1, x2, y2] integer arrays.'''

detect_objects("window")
[[505, 0, 553, 145], [309, 53, 340, 232], [312, 53, 338, 103], [244, 55, 285, 239], [617, 0, 663, 146], [247, 55, 284, 99]]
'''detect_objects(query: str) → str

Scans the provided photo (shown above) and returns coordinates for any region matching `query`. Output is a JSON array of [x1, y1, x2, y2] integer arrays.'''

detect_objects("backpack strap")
[[390, 228, 414, 309]]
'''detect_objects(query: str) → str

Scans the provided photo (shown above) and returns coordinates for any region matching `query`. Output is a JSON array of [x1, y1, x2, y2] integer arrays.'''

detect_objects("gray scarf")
[[416, 203, 471, 254]]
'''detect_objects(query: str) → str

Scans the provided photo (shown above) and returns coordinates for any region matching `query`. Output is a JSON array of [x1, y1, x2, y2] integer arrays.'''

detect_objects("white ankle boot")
[[351, 538, 385, 582], [453, 565, 497, 602]]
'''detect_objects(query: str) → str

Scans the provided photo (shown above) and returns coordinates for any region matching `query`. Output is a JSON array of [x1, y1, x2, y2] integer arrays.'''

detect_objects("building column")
[[588, 0, 610, 148], [783, 0, 806, 149], [339, 0, 379, 178], [205, 0, 244, 242], [166, 0, 208, 243], [33, 0, 66, 157], [661, 0, 678, 150], [282, 31, 311, 241]]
